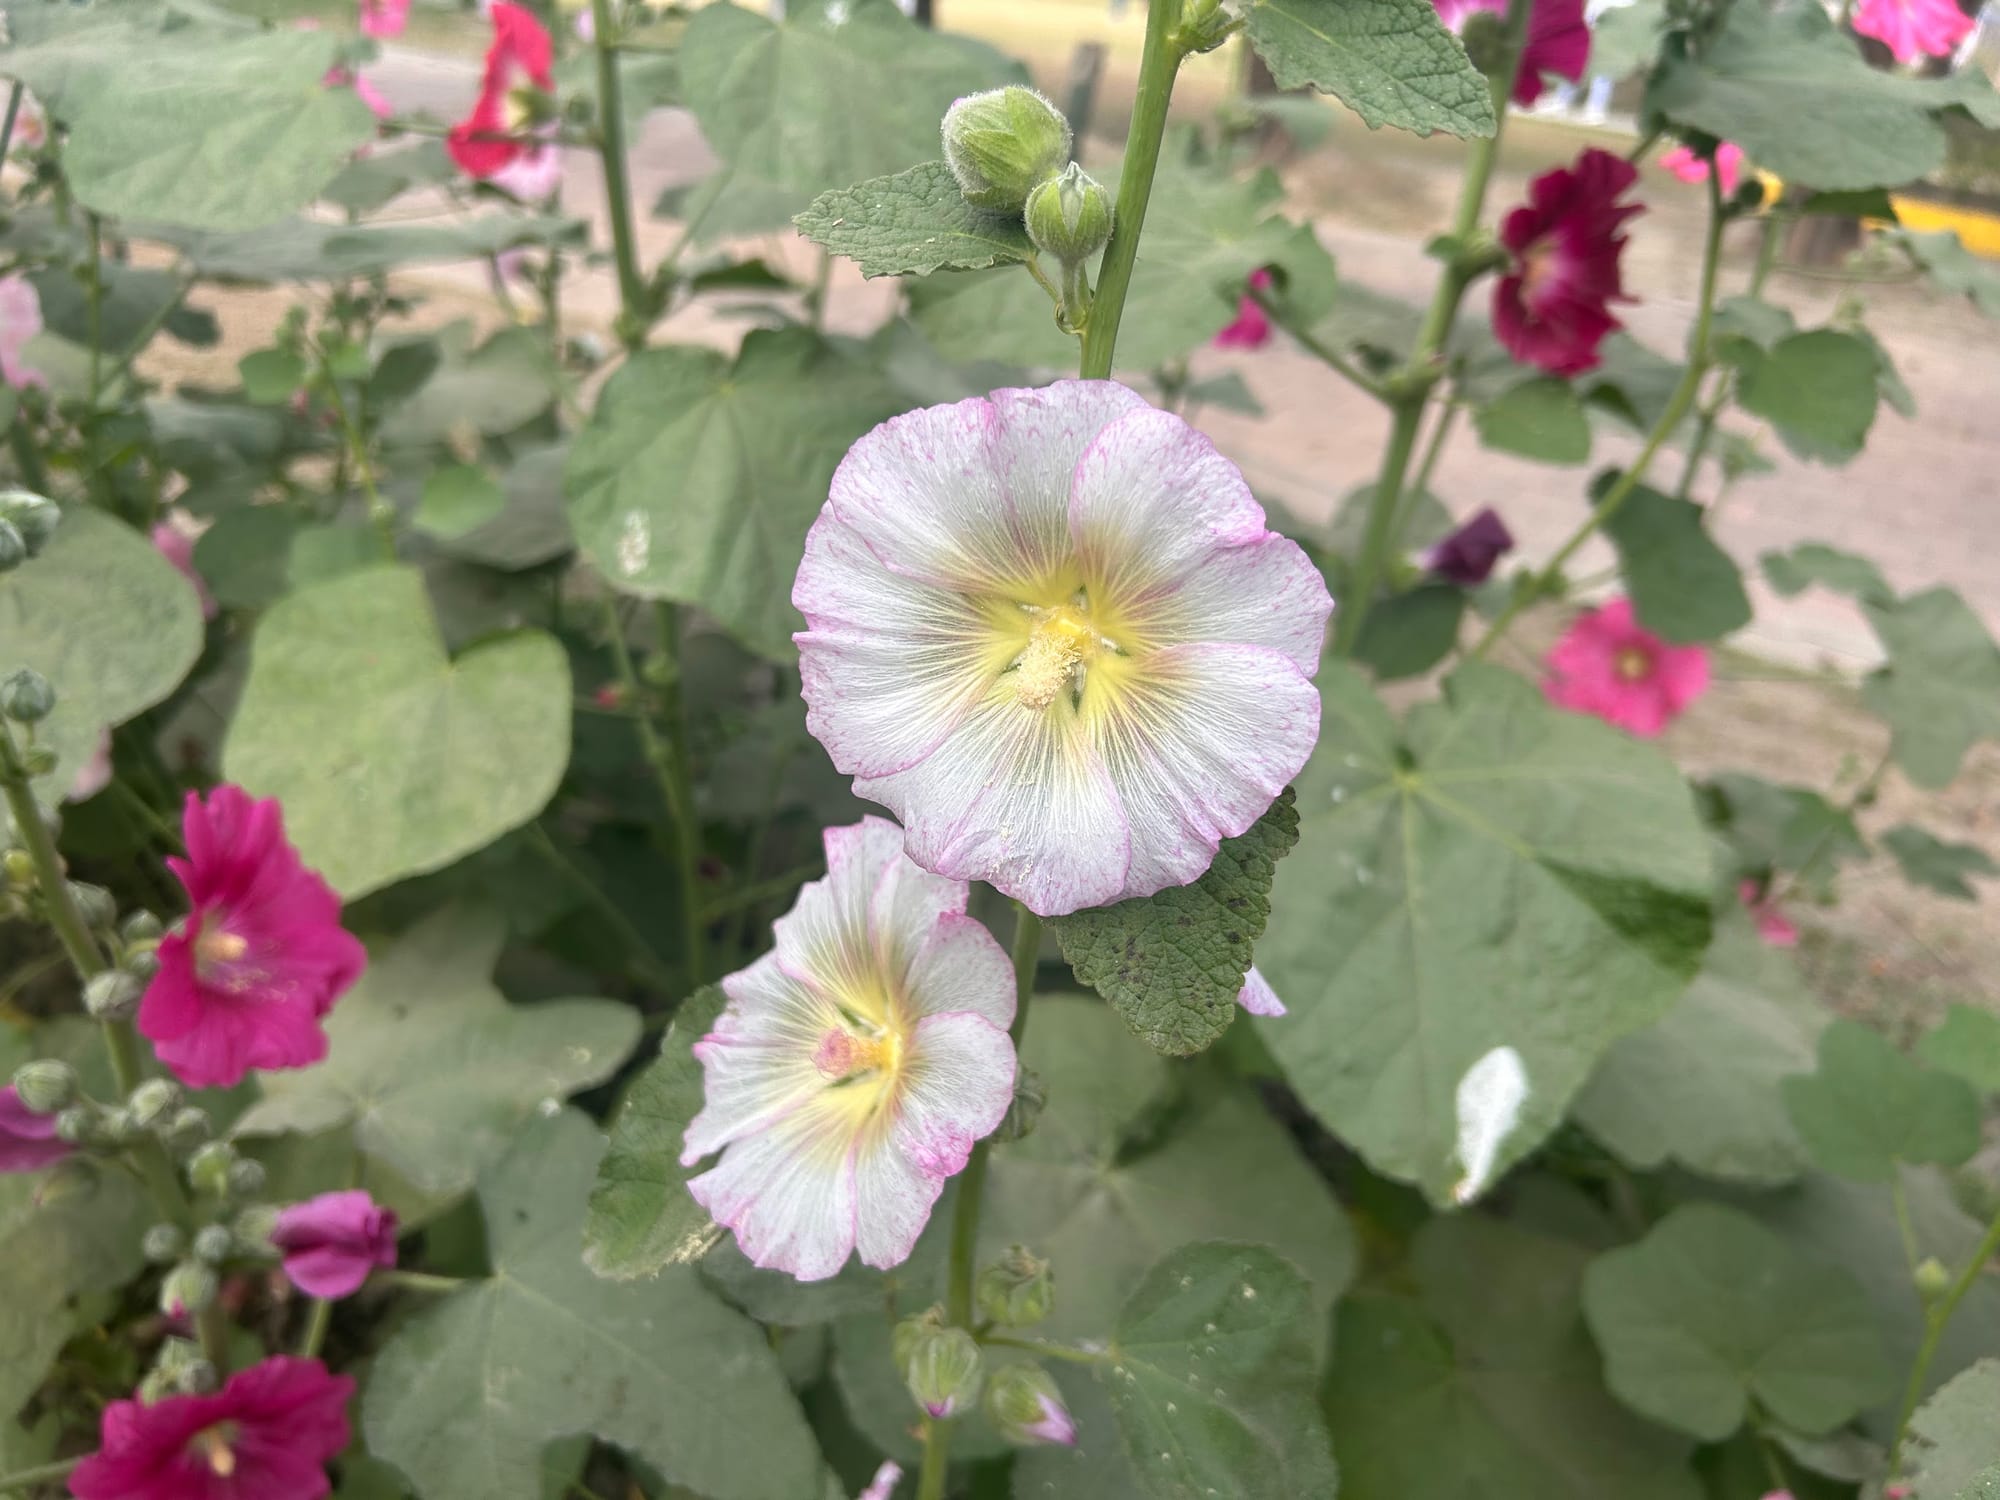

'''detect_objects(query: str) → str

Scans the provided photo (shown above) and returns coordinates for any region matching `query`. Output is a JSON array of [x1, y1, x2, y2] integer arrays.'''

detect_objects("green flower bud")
[[159, 1260, 219, 1319], [125, 949, 160, 982], [0, 491, 59, 555], [128, 1078, 180, 1130], [11, 1058, 77, 1114], [68, 882, 115, 931], [895, 1309, 983, 1419], [1916, 1256, 1953, 1301], [97, 1106, 140, 1146], [984, 1364, 1077, 1447], [0, 668, 55, 724], [1, 849, 32, 888], [143, 1222, 187, 1264], [163, 1107, 213, 1154], [152, 1336, 217, 1396], [192, 1224, 235, 1265], [53, 1105, 97, 1145], [227, 1158, 267, 1199], [941, 87, 1073, 213], [82, 969, 141, 1022], [188, 1141, 236, 1197], [121, 910, 164, 944], [1025, 163, 1113, 266], [976, 1245, 1054, 1328], [1459, 8, 1507, 74], [232, 1203, 279, 1251], [0, 518, 25, 573]]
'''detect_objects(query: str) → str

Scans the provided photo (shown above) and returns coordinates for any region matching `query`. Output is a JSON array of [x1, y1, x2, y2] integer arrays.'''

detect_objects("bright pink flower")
[[448, 3, 555, 180], [1659, 142, 1745, 197], [0, 274, 45, 391], [359, 0, 409, 37], [1738, 879, 1800, 948], [1213, 268, 1274, 350], [271, 1190, 398, 1299], [1543, 598, 1709, 737], [1494, 148, 1642, 376], [69, 1356, 353, 1500], [1854, 0, 1975, 61], [137, 786, 365, 1090], [1433, 0, 1589, 106], [151, 511, 217, 622], [0, 1087, 72, 1174]]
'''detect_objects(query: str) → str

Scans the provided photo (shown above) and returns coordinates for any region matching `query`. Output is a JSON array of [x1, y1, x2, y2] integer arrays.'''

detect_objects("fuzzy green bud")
[[232, 1203, 280, 1250], [192, 1224, 236, 1265], [1025, 163, 1113, 265], [0, 518, 24, 573], [985, 1364, 1078, 1447], [0, 491, 59, 555], [82, 969, 141, 1022], [11, 1058, 77, 1114], [152, 1337, 218, 1397], [941, 87, 1073, 213], [976, 1245, 1054, 1328], [1459, 8, 1507, 74], [128, 1077, 180, 1130], [159, 1260, 219, 1319], [143, 1222, 187, 1264], [163, 1107, 213, 1154], [1, 849, 32, 888], [895, 1310, 984, 1419], [1916, 1256, 1953, 1301], [0, 667, 55, 724], [188, 1141, 236, 1197], [121, 910, 164, 945], [53, 1105, 98, 1146], [68, 882, 115, 931], [227, 1158, 267, 1199]]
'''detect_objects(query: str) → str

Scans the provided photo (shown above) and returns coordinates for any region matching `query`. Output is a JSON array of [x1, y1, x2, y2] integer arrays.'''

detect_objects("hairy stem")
[[589, 0, 649, 349], [1077, 0, 1185, 379], [1247, 283, 1388, 402], [1673, 212, 1782, 501]]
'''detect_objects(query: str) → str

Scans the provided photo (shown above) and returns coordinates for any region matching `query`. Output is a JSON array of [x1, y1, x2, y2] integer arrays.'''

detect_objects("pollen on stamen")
[[1010, 613, 1094, 710]]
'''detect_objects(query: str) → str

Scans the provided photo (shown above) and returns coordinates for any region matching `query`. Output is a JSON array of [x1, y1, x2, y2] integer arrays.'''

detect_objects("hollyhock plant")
[[1660, 141, 1746, 197], [448, 2, 555, 181], [794, 381, 1331, 917], [358, 0, 409, 37], [137, 786, 366, 1090], [151, 510, 218, 622], [1213, 268, 1274, 349], [1433, 0, 1589, 106], [0, 1087, 72, 1173], [1494, 147, 1642, 376], [69, 1356, 353, 1500], [1543, 598, 1710, 738], [1424, 507, 1515, 586], [1739, 878, 1800, 948], [271, 1190, 398, 1298], [0, 273, 45, 391], [1853, 0, 1975, 61]]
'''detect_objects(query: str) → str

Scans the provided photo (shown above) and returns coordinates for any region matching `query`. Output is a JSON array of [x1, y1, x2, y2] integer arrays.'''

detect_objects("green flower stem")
[[1889, 1199, 2000, 1473], [589, 0, 650, 350], [0, 1456, 81, 1496], [916, 902, 1041, 1500], [1673, 210, 1783, 501], [298, 1295, 334, 1360], [0, 83, 24, 163], [525, 821, 676, 990], [1332, 0, 1528, 657], [980, 1333, 1103, 1365], [319, 371, 394, 556], [1246, 283, 1389, 403], [1469, 170, 1730, 661], [376, 1269, 468, 1293], [0, 723, 225, 1371], [1077, 0, 1187, 379]]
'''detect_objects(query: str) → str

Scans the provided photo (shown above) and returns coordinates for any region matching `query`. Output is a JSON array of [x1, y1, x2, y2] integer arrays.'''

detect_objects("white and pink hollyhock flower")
[[1854, 0, 1975, 61], [794, 381, 1331, 918], [682, 817, 1017, 1281], [0, 274, 46, 391]]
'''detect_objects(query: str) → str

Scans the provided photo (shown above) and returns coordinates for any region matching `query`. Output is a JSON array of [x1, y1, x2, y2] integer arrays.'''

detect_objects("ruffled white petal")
[[771, 815, 902, 997], [686, 1100, 858, 1281], [1142, 534, 1333, 675], [852, 1012, 1016, 1268], [903, 913, 1015, 1030], [680, 953, 833, 1165]]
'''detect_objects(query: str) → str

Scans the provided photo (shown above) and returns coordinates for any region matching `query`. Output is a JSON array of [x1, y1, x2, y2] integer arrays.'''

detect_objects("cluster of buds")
[[893, 1306, 983, 1419], [975, 1245, 1054, 1328], [0, 487, 58, 574], [941, 87, 1113, 330]]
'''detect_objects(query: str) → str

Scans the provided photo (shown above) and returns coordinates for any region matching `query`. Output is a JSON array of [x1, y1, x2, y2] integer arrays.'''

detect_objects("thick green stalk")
[[653, 603, 708, 988], [1469, 171, 1730, 660], [589, 0, 649, 351], [1077, 0, 1185, 379], [1889, 1201, 2000, 1472], [917, 903, 1041, 1500], [1673, 211, 1782, 501]]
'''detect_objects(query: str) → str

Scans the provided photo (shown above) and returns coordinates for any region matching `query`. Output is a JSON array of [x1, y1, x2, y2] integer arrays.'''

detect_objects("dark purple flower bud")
[[1424, 508, 1515, 587]]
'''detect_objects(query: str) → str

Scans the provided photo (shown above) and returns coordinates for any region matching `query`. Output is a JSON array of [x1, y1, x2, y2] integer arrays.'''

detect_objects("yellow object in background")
[[1888, 194, 2000, 258]]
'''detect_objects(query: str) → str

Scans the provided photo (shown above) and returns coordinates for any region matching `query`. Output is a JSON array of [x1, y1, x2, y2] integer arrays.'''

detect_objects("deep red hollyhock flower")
[[0, 1086, 72, 1174], [447, 2, 555, 180], [272, 1190, 399, 1299], [137, 786, 365, 1090], [1493, 148, 1643, 377], [1424, 507, 1515, 586], [68, 1356, 354, 1500], [1433, 0, 1589, 106]]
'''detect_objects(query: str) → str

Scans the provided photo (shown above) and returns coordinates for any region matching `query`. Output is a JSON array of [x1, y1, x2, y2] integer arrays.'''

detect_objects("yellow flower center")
[[1614, 646, 1652, 681], [814, 1022, 904, 1083], [503, 86, 536, 132], [193, 923, 248, 973], [1010, 607, 1101, 710], [192, 1425, 238, 1478]]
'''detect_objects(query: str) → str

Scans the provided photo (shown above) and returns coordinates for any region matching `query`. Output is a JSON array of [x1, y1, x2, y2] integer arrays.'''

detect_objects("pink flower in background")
[[1543, 598, 1709, 737], [1494, 147, 1642, 376], [1237, 966, 1286, 1017], [64, 731, 114, 804], [1213, 268, 1274, 350], [137, 786, 366, 1090], [1659, 141, 1746, 197], [0, 1087, 72, 1174], [324, 65, 393, 121], [358, 0, 409, 38], [8, 93, 45, 152], [271, 1190, 398, 1299], [794, 381, 1329, 917], [1738, 879, 1800, 948], [1433, 0, 1589, 106], [69, 1356, 353, 1500], [684, 818, 1017, 1281], [0, 274, 46, 391], [448, 2, 555, 180], [857, 1462, 903, 1500], [1424, 507, 1515, 586], [1853, 0, 1974, 60], [150, 511, 218, 622]]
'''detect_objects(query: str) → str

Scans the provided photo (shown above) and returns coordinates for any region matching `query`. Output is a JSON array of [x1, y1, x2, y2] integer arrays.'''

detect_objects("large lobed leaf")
[[1781, 1019, 1981, 1182], [1050, 789, 1298, 1057], [1600, 480, 1752, 644], [223, 564, 571, 899], [363, 1109, 821, 1500], [1908, 1361, 2000, 1500], [794, 161, 1035, 278], [1243, 0, 1496, 139], [1259, 662, 1713, 1201], [1859, 586, 2000, 789]]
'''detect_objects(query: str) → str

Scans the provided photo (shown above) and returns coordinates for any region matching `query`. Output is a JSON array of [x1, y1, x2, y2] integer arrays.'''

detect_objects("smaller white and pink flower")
[[0, 274, 46, 391], [683, 817, 1017, 1281]]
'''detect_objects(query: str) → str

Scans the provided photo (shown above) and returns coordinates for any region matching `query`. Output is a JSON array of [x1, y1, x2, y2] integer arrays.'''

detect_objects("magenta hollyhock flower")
[[151, 511, 217, 622], [1738, 879, 1800, 948], [684, 818, 1017, 1281], [448, 3, 554, 180], [271, 1190, 398, 1298], [1659, 141, 1745, 197], [137, 786, 366, 1090], [1213, 268, 1274, 350], [794, 381, 1330, 917], [1494, 148, 1642, 377], [0, 274, 46, 391], [69, 1356, 353, 1500], [1854, 0, 1974, 61], [1424, 507, 1514, 586], [0, 1087, 72, 1174], [1543, 598, 1709, 738], [1433, 0, 1589, 106], [358, 0, 409, 37]]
